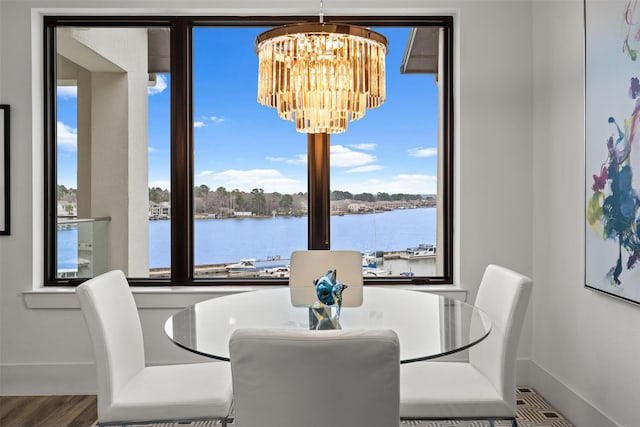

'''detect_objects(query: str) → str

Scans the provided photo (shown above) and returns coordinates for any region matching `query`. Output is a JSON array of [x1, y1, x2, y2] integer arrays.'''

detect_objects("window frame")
[[44, 15, 454, 286]]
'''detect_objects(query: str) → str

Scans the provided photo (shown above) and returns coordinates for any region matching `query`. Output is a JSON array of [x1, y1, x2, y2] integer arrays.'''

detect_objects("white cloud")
[[57, 121, 77, 151], [349, 143, 376, 151], [331, 145, 376, 167], [408, 147, 438, 157], [57, 86, 77, 99], [210, 116, 225, 124], [148, 146, 157, 153], [194, 121, 206, 128], [198, 168, 302, 193], [148, 74, 168, 95], [268, 146, 376, 168], [393, 173, 435, 182], [345, 165, 384, 173], [266, 154, 307, 165], [337, 173, 437, 195], [197, 170, 214, 177], [387, 174, 437, 193]]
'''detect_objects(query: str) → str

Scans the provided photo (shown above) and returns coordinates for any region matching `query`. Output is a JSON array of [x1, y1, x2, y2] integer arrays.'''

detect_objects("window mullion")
[[307, 133, 330, 249], [170, 19, 194, 283], [44, 19, 58, 284]]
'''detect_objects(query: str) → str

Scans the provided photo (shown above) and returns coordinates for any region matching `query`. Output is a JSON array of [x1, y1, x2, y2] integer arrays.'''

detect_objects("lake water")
[[58, 207, 436, 269]]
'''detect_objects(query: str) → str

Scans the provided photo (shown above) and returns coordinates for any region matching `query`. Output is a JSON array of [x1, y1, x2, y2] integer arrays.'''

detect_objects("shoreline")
[[148, 250, 436, 278], [148, 205, 436, 221]]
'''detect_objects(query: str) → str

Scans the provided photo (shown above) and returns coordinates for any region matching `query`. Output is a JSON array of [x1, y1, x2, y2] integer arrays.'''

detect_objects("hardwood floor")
[[0, 395, 97, 427], [0, 388, 573, 426]]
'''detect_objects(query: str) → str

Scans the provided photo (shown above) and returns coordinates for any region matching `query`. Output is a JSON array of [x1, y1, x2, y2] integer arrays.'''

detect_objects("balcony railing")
[[57, 217, 110, 279]]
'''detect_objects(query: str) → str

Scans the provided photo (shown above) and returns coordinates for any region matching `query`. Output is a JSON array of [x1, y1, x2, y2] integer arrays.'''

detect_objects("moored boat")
[[402, 244, 436, 259], [225, 258, 257, 272], [260, 265, 290, 278], [363, 267, 391, 277], [362, 253, 378, 268]]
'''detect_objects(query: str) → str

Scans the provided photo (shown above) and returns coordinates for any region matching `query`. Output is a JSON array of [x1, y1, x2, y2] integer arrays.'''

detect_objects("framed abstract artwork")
[[585, 0, 640, 304], [0, 104, 8, 236]]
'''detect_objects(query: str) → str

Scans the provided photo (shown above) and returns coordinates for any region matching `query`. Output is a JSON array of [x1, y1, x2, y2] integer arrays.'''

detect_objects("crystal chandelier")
[[256, 22, 388, 134]]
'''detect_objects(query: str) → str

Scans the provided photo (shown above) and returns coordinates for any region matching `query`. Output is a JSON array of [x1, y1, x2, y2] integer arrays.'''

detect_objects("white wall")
[[2, 1, 632, 423], [4, 0, 531, 394], [531, 1, 640, 426]]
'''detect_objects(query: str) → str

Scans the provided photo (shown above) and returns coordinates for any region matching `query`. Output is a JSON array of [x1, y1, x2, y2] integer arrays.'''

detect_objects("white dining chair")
[[289, 249, 364, 307], [76, 270, 233, 426], [400, 264, 533, 426], [229, 328, 400, 427]]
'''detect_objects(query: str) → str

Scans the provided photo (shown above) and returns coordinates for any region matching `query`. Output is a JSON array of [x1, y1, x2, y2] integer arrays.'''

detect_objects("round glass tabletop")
[[165, 287, 491, 363]]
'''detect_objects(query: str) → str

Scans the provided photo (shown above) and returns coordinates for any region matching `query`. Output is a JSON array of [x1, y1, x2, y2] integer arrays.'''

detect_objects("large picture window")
[[44, 16, 454, 286]]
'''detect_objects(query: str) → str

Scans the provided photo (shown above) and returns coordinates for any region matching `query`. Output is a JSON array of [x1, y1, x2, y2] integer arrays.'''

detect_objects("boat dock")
[[148, 246, 436, 279]]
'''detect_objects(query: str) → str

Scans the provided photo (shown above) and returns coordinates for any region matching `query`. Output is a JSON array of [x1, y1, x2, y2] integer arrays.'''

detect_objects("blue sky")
[[57, 26, 439, 195]]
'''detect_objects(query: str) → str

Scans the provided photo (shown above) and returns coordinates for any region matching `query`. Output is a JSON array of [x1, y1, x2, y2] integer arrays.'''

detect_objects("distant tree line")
[[57, 184, 432, 218], [149, 187, 170, 203], [330, 190, 428, 202], [56, 185, 77, 215], [57, 184, 77, 201], [172, 186, 431, 217], [190, 185, 307, 217]]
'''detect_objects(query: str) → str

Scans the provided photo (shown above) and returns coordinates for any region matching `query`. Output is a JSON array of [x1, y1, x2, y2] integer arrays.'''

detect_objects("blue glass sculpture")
[[310, 269, 348, 330]]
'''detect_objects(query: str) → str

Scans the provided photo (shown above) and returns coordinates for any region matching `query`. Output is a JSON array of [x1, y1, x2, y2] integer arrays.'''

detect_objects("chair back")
[[289, 250, 363, 306], [76, 270, 146, 419], [229, 328, 400, 427], [469, 264, 533, 412]]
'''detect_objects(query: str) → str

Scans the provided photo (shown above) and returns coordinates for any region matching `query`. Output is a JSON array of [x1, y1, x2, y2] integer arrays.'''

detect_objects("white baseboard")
[[517, 359, 618, 427], [0, 362, 97, 396], [0, 360, 214, 395]]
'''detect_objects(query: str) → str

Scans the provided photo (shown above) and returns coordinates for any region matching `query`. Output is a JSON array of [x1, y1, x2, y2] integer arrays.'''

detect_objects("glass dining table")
[[164, 287, 491, 364]]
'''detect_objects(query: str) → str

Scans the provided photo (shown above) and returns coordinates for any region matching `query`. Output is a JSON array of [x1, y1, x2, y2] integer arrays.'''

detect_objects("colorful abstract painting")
[[585, 0, 640, 304]]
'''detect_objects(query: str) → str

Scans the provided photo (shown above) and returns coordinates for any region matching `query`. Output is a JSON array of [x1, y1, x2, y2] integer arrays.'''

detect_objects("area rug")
[[91, 387, 572, 427]]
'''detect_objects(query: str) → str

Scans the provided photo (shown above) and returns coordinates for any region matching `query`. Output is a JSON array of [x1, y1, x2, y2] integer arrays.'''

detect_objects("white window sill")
[[23, 284, 467, 309]]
